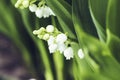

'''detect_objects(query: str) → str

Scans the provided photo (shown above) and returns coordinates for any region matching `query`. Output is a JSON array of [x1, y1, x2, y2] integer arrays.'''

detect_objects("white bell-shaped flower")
[[63, 47, 74, 60], [56, 33, 67, 43], [46, 25, 54, 33], [35, 7, 44, 18], [57, 43, 67, 54], [43, 6, 51, 18], [48, 43, 57, 53], [29, 4, 37, 12], [47, 36, 55, 46], [78, 49, 84, 59]]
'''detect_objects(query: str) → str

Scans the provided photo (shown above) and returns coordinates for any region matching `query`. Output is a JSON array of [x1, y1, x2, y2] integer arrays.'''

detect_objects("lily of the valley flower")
[[78, 49, 84, 59], [47, 36, 55, 46], [29, 4, 37, 12], [42, 6, 52, 18], [57, 43, 67, 54], [49, 43, 58, 53], [29, 4, 55, 18], [35, 7, 44, 18], [46, 25, 54, 33], [56, 33, 67, 43], [15, 0, 55, 17], [43, 33, 50, 40], [63, 47, 74, 60], [35, 5, 55, 18]]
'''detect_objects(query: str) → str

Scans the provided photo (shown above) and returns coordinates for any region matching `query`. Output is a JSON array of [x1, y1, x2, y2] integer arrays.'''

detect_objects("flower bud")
[[15, 0, 23, 8], [22, 0, 29, 8], [78, 49, 84, 59], [43, 34, 50, 40], [33, 30, 38, 35], [46, 25, 54, 33], [37, 35, 43, 39]]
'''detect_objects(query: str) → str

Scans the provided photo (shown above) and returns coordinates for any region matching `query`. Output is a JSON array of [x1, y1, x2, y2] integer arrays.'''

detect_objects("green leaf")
[[75, 28, 120, 80], [72, 0, 97, 37], [106, 0, 120, 37], [89, 0, 108, 42], [72, 0, 120, 79], [89, 0, 108, 27], [45, 0, 76, 39], [107, 29, 120, 62]]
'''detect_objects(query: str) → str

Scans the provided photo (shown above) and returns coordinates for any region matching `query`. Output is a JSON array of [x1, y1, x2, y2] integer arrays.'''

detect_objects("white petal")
[[78, 49, 84, 59], [47, 36, 55, 46], [57, 43, 67, 54], [56, 33, 67, 43], [29, 4, 37, 12], [35, 7, 43, 18], [43, 6, 50, 18], [63, 47, 74, 60], [46, 25, 54, 33], [48, 44, 57, 53]]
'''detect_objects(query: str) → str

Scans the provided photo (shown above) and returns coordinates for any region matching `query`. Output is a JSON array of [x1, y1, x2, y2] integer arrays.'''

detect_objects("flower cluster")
[[29, 4, 55, 18], [33, 25, 74, 60], [33, 25, 85, 60], [15, 0, 55, 18]]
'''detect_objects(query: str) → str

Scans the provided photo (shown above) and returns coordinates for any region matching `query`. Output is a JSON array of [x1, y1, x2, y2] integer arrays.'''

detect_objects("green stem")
[[37, 40, 54, 80]]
